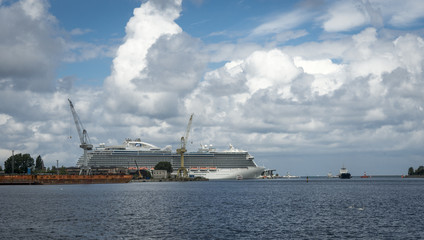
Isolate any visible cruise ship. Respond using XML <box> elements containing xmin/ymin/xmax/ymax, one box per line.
<box><xmin>77</xmin><ymin>138</ymin><xmax>265</xmax><ymax>180</ymax></box>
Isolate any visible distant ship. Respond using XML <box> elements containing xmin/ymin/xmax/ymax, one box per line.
<box><xmin>339</xmin><ymin>166</ymin><xmax>352</xmax><ymax>179</ymax></box>
<box><xmin>77</xmin><ymin>139</ymin><xmax>265</xmax><ymax>180</ymax></box>
<box><xmin>360</xmin><ymin>172</ymin><xmax>370</xmax><ymax>178</ymax></box>
<box><xmin>282</xmin><ymin>172</ymin><xmax>299</xmax><ymax>179</ymax></box>
<box><xmin>327</xmin><ymin>171</ymin><xmax>338</xmax><ymax>178</ymax></box>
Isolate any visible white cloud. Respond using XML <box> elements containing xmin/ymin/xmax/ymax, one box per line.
<box><xmin>251</xmin><ymin>10</ymin><xmax>311</xmax><ymax>36</ymax></box>
<box><xmin>244</xmin><ymin>49</ymin><xmax>301</xmax><ymax>94</ymax></box>
<box><xmin>0</xmin><ymin>0</ymin><xmax>63</xmax><ymax>92</ymax></box>
<box><xmin>19</xmin><ymin>0</ymin><xmax>49</xmax><ymax>20</ymax></box>
<box><xmin>321</xmin><ymin>0</ymin><xmax>424</xmax><ymax>32</ymax></box>
<box><xmin>321</xmin><ymin>1</ymin><xmax>369</xmax><ymax>32</ymax></box>
<box><xmin>0</xmin><ymin>113</ymin><xmax>11</xmax><ymax>125</ymax></box>
<box><xmin>394</xmin><ymin>34</ymin><xmax>424</xmax><ymax>76</ymax></box>
<box><xmin>104</xmin><ymin>0</ymin><xmax>194</xmax><ymax>118</ymax></box>
<box><xmin>378</xmin><ymin>0</ymin><xmax>424</xmax><ymax>27</ymax></box>
<box><xmin>294</xmin><ymin>57</ymin><xmax>343</xmax><ymax>75</ymax></box>
<box><xmin>274</xmin><ymin>30</ymin><xmax>308</xmax><ymax>43</ymax></box>
<box><xmin>106</xmin><ymin>0</ymin><xmax>182</xmax><ymax>90</ymax></box>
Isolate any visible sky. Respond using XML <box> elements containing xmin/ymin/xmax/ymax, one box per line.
<box><xmin>1</xmin><ymin>0</ymin><xmax>424</xmax><ymax>176</ymax></box>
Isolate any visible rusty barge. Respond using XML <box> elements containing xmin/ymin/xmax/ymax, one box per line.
<box><xmin>0</xmin><ymin>174</ymin><xmax>133</xmax><ymax>185</ymax></box>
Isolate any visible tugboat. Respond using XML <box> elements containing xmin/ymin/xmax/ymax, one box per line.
<box><xmin>339</xmin><ymin>166</ymin><xmax>352</xmax><ymax>179</ymax></box>
<box><xmin>360</xmin><ymin>172</ymin><xmax>370</xmax><ymax>178</ymax></box>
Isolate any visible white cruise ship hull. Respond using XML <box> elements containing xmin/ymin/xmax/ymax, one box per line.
<box><xmin>188</xmin><ymin>166</ymin><xmax>265</xmax><ymax>180</ymax></box>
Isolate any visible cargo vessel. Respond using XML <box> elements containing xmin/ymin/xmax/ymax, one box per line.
<box><xmin>77</xmin><ymin>139</ymin><xmax>265</xmax><ymax>180</ymax></box>
<box><xmin>339</xmin><ymin>166</ymin><xmax>352</xmax><ymax>179</ymax></box>
<box><xmin>0</xmin><ymin>174</ymin><xmax>133</xmax><ymax>185</ymax></box>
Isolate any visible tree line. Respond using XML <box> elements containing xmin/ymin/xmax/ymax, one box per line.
<box><xmin>2</xmin><ymin>155</ymin><xmax>174</xmax><ymax>176</ymax></box>
<box><xmin>408</xmin><ymin>166</ymin><xmax>424</xmax><ymax>176</ymax></box>
<box><xmin>3</xmin><ymin>153</ymin><xmax>65</xmax><ymax>174</ymax></box>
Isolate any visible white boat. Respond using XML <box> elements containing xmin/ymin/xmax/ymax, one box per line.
<box><xmin>282</xmin><ymin>172</ymin><xmax>299</xmax><ymax>178</ymax></box>
<box><xmin>78</xmin><ymin>140</ymin><xmax>265</xmax><ymax>180</ymax></box>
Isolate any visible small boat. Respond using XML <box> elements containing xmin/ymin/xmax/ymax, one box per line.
<box><xmin>282</xmin><ymin>172</ymin><xmax>299</xmax><ymax>179</ymax></box>
<box><xmin>360</xmin><ymin>172</ymin><xmax>370</xmax><ymax>178</ymax></box>
<box><xmin>236</xmin><ymin>175</ymin><xmax>243</xmax><ymax>180</ymax></box>
<box><xmin>327</xmin><ymin>171</ymin><xmax>338</xmax><ymax>178</ymax></box>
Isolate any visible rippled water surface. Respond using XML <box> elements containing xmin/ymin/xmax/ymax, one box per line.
<box><xmin>1</xmin><ymin>177</ymin><xmax>423</xmax><ymax>239</ymax></box>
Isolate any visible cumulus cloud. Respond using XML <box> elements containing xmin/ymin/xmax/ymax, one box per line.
<box><xmin>185</xmin><ymin>25</ymin><xmax>424</xmax><ymax>171</ymax></box>
<box><xmin>0</xmin><ymin>0</ymin><xmax>63</xmax><ymax>92</ymax></box>
<box><xmin>103</xmin><ymin>0</ymin><xmax>208</xmax><ymax>118</ymax></box>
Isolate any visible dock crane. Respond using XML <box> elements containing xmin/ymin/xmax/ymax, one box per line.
<box><xmin>176</xmin><ymin>113</ymin><xmax>193</xmax><ymax>178</ymax></box>
<box><xmin>68</xmin><ymin>99</ymin><xmax>93</xmax><ymax>175</ymax></box>
<box><xmin>134</xmin><ymin>160</ymin><xmax>142</xmax><ymax>179</ymax></box>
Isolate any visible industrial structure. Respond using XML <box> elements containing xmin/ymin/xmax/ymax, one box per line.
<box><xmin>68</xmin><ymin>99</ymin><xmax>93</xmax><ymax>175</ymax></box>
<box><xmin>176</xmin><ymin>113</ymin><xmax>193</xmax><ymax>178</ymax></box>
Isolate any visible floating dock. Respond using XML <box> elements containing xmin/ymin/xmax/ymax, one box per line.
<box><xmin>0</xmin><ymin>174</ymin><xmax>133</xmax><ymax>185</ymax></box>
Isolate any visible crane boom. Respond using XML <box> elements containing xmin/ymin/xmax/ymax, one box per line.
<box><xmin>68</xmin><ymin>99</ymin><xmax>84</xmax><ymax>144</ymax></box>
<box><xmin>68</xmin><ymin>98</ymin><xmax>93</xmax><ymax>175</ymax></box>
<box><xmin>68</xmin><ymin>99</ymin><xmax>92</xmax><ymax>150</ymax></box>
<box><xmin>182</xmin><ymin>113</ymin><xmax>193</xmax><ymax>149</ymax></box>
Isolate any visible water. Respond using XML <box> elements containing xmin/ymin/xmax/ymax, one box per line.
<box><xmin>1</xmin><ymin>177</ymin><xmax>423</xmax><ymax>239</ymax></box>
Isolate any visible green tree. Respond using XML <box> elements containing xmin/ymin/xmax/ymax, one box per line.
<box><xmin>4</xmin><ymin>153</ymin><xmax>34</xmax><ymax>174</ymax></box>
<box><xmin>140</xmin><ymin>169</ymin><xmax>151</xmax><ymax>179</ymax></box>
<box><xmin>35</xmin><ymin>155</ymin><xmax>45</xmax><ymax>171</ymax></box>
<box><xmin>59</xmin><ymin>166</ymin><xmax>67</xmax><ymax>175</ymax></box>
<box><xmin>154</xmin><ymin>161</ymin><xmax>173</xmax><ymax>173</ymax></box>
<box><xmin>408</xmin><ymin>167</ymin><xmax>414</xmax><ymax>175</ymax></box>
<box><xmin>415</xmin><ymin>166</ymin><xmax>424</xmax><ymax>175</ymax></box>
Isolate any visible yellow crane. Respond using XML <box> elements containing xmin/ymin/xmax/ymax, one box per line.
<box><xmin>176</xmin><ymin>114</ymin><xmax>193</xmax><ymax>178</ymax></box>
